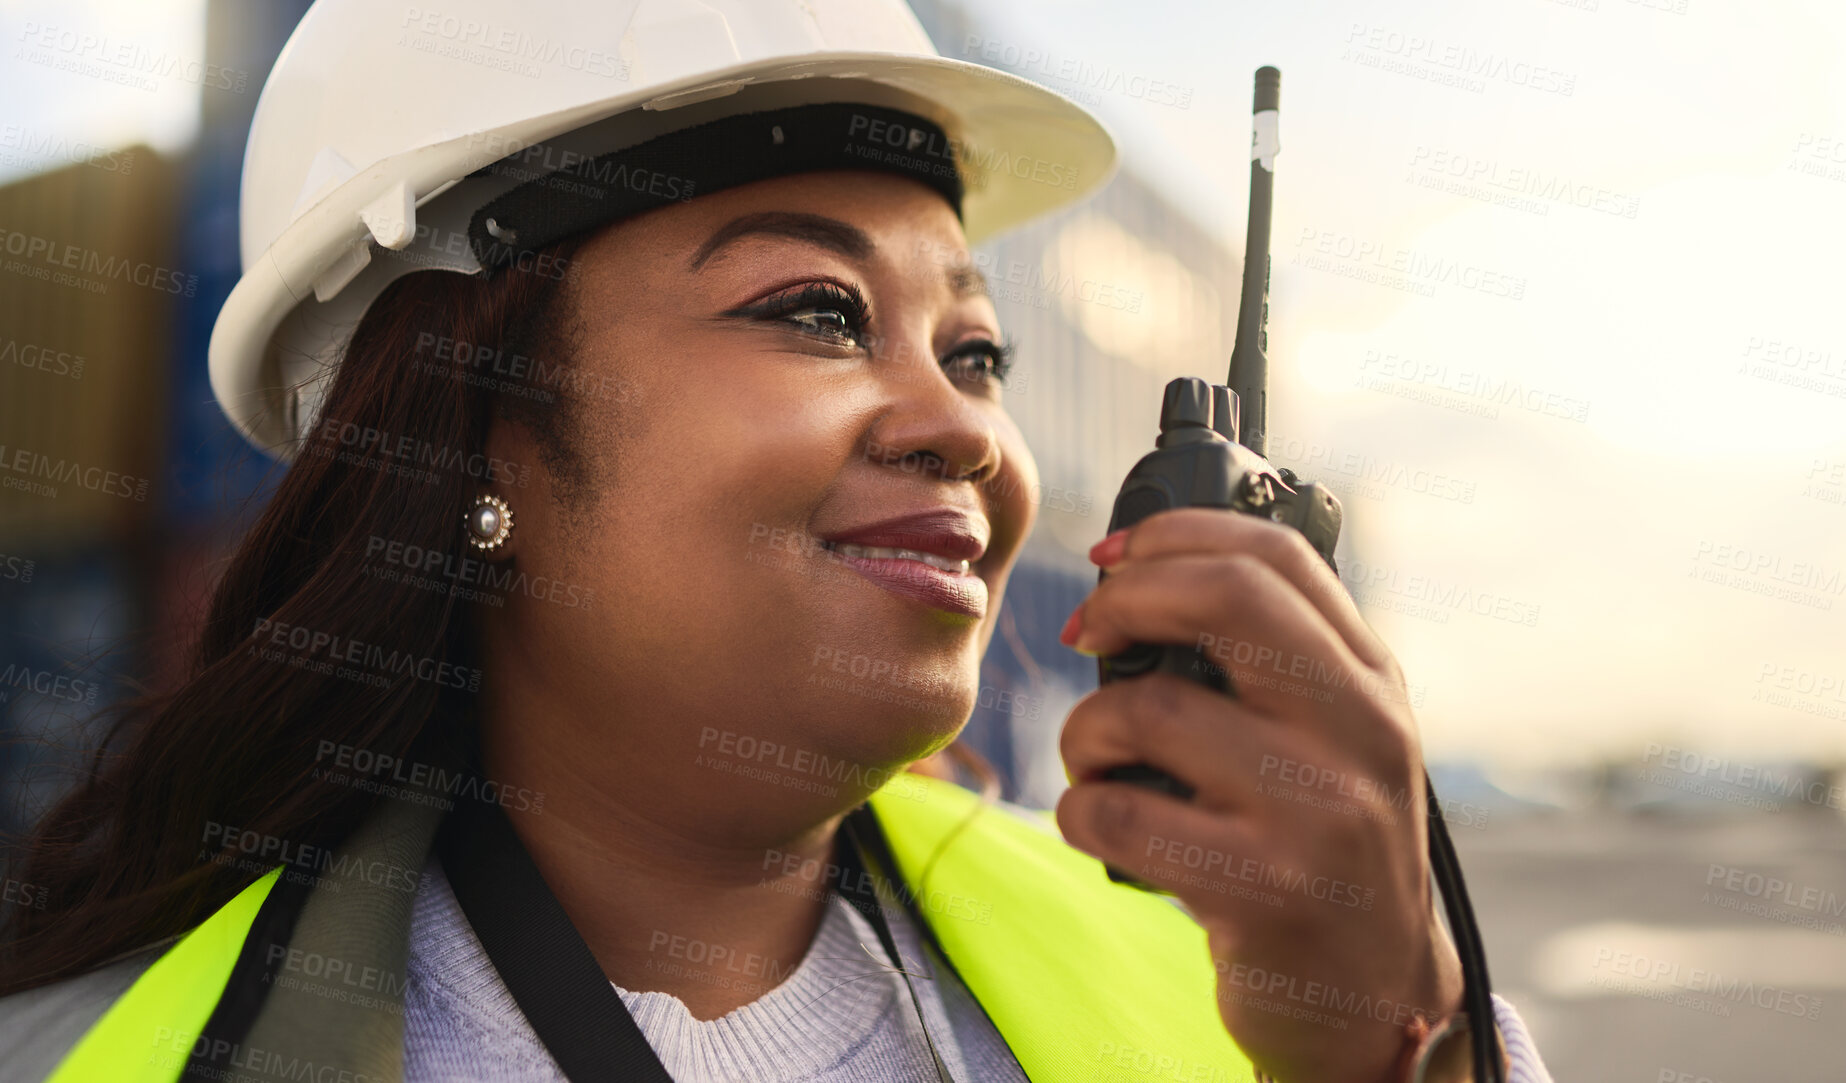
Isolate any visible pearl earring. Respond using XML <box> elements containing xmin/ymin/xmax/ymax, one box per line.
<box><xmin>466</xmin><ymin>494</ymin><xmax>513</xmax><ymax>551</ymax></box>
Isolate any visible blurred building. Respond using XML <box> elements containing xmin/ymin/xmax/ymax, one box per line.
<box><xmin>0</xmin><ymin>148</ymin><xmax>180</xmax><ymax>846</ymax></box>
<box><xmin>0</xmin><ymin>0</ymin><xmax>312</xmax><ymax>861</ymax></box>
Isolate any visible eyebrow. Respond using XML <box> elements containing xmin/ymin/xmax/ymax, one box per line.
<box><xmin>688</xmin><ymin>210</ymin><xmax>991</xmax><ymax>300</ymax></box>
<box><xmin>688</xmin><ymin>212</ymin><xmax>870</xmax><ymax>270</ymax></box>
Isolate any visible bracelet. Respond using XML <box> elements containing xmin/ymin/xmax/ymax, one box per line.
<box><xmin>1249</xmin><ymin>1009</ymin><xmax>1502</xmax><ymax>1083</ymax></box>
<box><xmin>1408</xmin><ymin>1010</ymin><xmax>1509</xmax><ymax>1083</ymax></box>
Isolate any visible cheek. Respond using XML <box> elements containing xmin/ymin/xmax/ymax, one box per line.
<box><xmin>707</xmin><ymin>381</ymin><xmax>874</xmax><ymax>534</ymax></box>
<box><xmin>564</xmin><ymin>378</ymin><xmax>866</xmax><ymax>598</ymax></box>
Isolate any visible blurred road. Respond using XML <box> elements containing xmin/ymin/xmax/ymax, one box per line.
<box><xmin>1452</xmin><ymin>807</ymin><xmax>1846</xmax><ymax>1082</ymax></box>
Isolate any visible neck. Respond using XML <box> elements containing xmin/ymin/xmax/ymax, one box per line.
<box><xmin>476</xmin><ymin>694</ymin><xmax>884</xmax><ymax>1021</ymax></box>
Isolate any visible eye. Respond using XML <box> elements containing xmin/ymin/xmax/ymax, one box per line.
<box><xmin>787</xmin><ymin>307</ymin><xmax>854</xmax><ymax>337</ymax></box>
<box><xmin>943</xmin><ymin>336</ymin><xmax>1017</xmax><ymax>386</ymax></box>
<box><xmin>738</xmin><ymin>281</ymin><xmax>870</xmax><ymax>347</ymax></box>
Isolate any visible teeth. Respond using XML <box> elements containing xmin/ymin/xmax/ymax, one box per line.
<box><xmin>828</xmin><ymin>543</ymin><xmax>971</xmax><ymax>575</ymax></box>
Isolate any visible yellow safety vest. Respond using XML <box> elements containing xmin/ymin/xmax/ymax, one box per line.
<box><xmin>45</xmin><ymin>773</ymin><xmax>1257</xmax><ymax>1082</ymax></box>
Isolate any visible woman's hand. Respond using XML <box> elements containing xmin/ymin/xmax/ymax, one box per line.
<box><xmin>1054</xmin><ymin>507</ymin><xmax>1464</xmax><ymax>1083</ymax></box>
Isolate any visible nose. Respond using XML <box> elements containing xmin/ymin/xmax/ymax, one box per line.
<box><xmin>861</xmin><ymin>330</ymin><xmax>1003</xmax><ymax>487</ymax></box>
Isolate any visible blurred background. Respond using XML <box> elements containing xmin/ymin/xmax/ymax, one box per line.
<box><xmin>3</xmin><ymin>0</ymin><xmax>1844</xmax><ymax>1077</ymax></box>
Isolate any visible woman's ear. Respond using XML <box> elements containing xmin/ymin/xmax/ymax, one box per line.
<box><xmin>475</xmin><ymin>405</ymin><xmax>550</xmax><ymax>557</ymax></box>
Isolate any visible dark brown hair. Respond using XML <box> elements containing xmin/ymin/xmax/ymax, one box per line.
<box><xmin>0</xmin><ymin>240</ymin><xmax>589</xmax><ymax>994</ymax></box>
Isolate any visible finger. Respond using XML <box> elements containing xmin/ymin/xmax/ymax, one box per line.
<box><xmin>1108</xmin><ymin>507</ymin><xmax>1394</xmax><ymax>674</ymax></box>
<box><xmin>1060</xmin><ymin>671</ymin><xmax>1279</xmax><ymax>812</ymax></box>
<box><xmin>1055</xmin><ymin>779</ymin><xmax>1272</xmax><ymax>917</ymax></box>
<box><xmin>1061</xmin><ymin>673</ymin><xmax>1421</xmax><ymax>842</ymax></box>
<box><xmin>1076</xmin><ymin>552</ymin><xmax>1378</xmax><ymax>723</ymax></box>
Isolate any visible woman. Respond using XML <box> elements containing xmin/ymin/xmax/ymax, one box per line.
<box><xmin>0</xmin><ymin>2</ymin><xmax>1554</xmax><ymax>1080</ymax></box>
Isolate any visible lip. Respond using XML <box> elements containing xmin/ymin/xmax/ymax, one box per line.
<box><xmin>819</xmin><ymin>509</ymin><xmax>990</xmax><ymax>618</ymax></box>
<box><xmin>819</xmin><ymin>510</ymin><xmax>989</xmax><ymax>563</ymax></box>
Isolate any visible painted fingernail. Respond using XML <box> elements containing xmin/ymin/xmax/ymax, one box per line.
<box><xmin>1088</xmin><ymin>528</ymin><xmax>1129</xmax><ymax>568</ymax></box>
<box><xmin>1058</xmin><ymin>605</ymin><xmax>1083</xmax><ymax>646</ymax></box>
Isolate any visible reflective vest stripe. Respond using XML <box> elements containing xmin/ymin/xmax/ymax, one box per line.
<box><xmin>868</xmin><ymin>774</ymin><xmax>1256</xmax><ymax>1082</ymax></box>
<box><xmin>49</xmin><ymin>867</ymin><xmax>283</xmax><ymax>1083</ymax></box>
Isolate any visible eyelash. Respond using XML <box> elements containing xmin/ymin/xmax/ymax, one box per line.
<box><xmin>746</xmin><ymin>281</ymin><xmax>1017</xmax><ymax>386</ymax></box>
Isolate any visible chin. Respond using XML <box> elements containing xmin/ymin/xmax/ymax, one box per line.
<box><xmin>810</xmin><ymin>689</ymin><xmax>974</xmax><ymax>769</ymax></box>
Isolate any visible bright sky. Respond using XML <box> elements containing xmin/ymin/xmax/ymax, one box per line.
<box><xmin>0</xmin><ymin>0</ymin><xmax>209</xmax><ymax>184</ymax></box>
<box><xmin>966</xmin><ymin>0</ymin><xmax>1846</xmax><ymax>770</ymax></box>
<box><xmin>3</xmin><ymin>0</ymin><xmax>1841</xmax><ymax>772</ymax></box>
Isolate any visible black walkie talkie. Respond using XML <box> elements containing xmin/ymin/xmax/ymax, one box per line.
<box><xmin>1094</xmin><ymin>67</ymin><xmax>1342</xmax><ymax>810</ymax></box>
<box><xmin>1089</xmin><ymin>68</ymin><xmax>1506</xmax><ymax>1083</ymax></box>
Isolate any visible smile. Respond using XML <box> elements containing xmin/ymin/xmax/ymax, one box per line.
<box><xmin>820</xmin><ymin>542</ymin><xmax>986</xmax><ymax>617</ymax></box>
<box><xmin>824</xmin><ymin>541</ymin><xmax>972</xmax><ymax>575</ymax></box>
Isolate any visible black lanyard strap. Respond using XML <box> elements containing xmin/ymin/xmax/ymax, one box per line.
<box><xmin>835</xmin><ymin>809</ymin><xmax>956</xmax><ymax>1083</ymax></box>
<box><xmin>436</xmin><ymin>796</ymin><xmax>957</xmax><ymax>1083</ymax></box>
<box><xmin>437</xmin><ymin>795</ymin><xmax>674</xmax><ymax>1082</ymax></box>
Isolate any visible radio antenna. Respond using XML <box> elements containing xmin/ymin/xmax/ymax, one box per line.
<box><xmin>1227</xmin><ymin>65</ymin><xmax>1279</xmax><ymax>458</ymax></box>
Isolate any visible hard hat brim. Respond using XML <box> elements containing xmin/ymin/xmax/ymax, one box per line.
<box><xmin>211</xmin><ymin>51</ymin><xmax>1119</xmax><ymax>460</ymax></box>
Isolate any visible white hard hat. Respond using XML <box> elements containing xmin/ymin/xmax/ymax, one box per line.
<box><xmin>210</xmin><ymin>0</ymin><xmax>1118</xmax><ymax>460</ymax></box>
